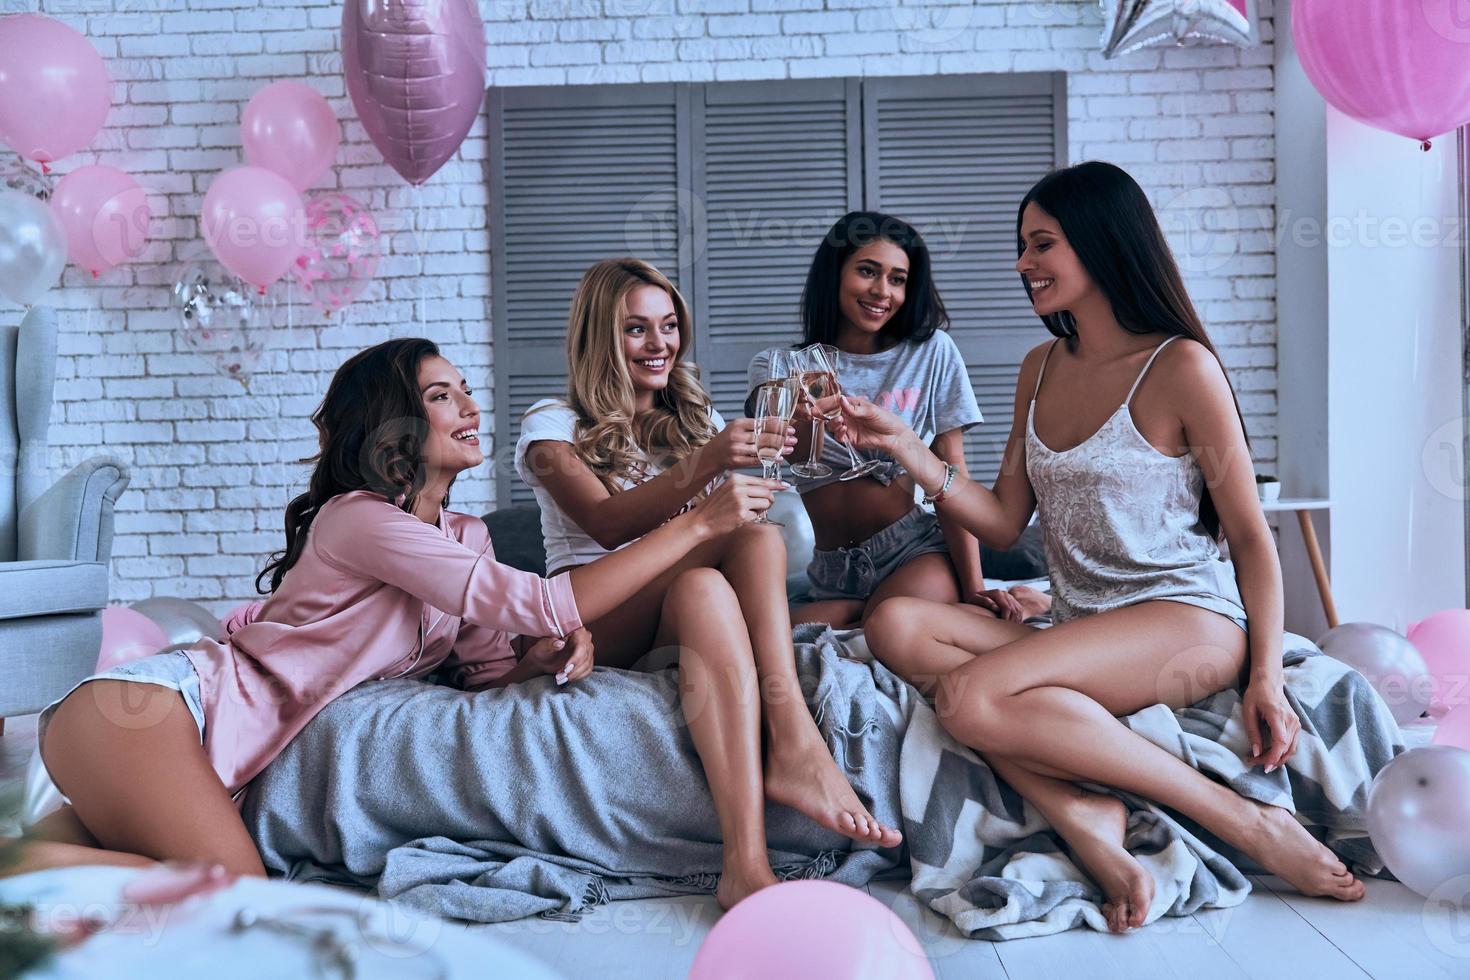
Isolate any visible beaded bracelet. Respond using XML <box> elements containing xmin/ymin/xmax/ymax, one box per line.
<box><xmin>921</xmin><ymin>462</ymin><xmax>958</xmax><ymax>505</ymax></box>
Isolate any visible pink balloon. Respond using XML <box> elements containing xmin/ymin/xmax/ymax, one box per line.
<box><xmin>242</xmin><ymin>81</ymin><xmax>340</xmax><ymax>193</ymax></box>
<box><xmin>1293</xmin><ymin>0</ymin><xmax>1470</xmax><ymax>148</ymax></box>
<box><xmin>342</xmin><ymin>0</ymin><xmax>487</xmax><ymax>186</ymax></box>
<box><xmin>0</xmin><ymin>14</ymin><xmax>111</xmax><ymax>167</ymax></box>
<box><xmin>1433</xmin><ymin>705</ymin><xmax>1470</xmax><ymax>753</ymax></box>
<box><xmin>97</xmin><ymin>606</ymin><xmax>169</xmax><ymax>672</ymax></box>
<box><xmin>1409</xmin><ymin>610</ymin><xmax>1470</xmax><ymax>715</ymax></box>
<box><xmin>50</xmin><ymin>165</ymin><xmax>151</xmax><ymax>277</ymax></box>
<box><xmin>202</xmin><ymin>166</ymin><xmax>305</xmax><ymax>291</ymax></box>
<box><xmin>688</xmin><ymin>881</ymin><xmax>933</xmax><ymax>980</ymax></box>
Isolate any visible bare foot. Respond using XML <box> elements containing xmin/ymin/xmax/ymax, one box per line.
<box><xmin>1227</xmin><ymin>799</ymin><xmax>1365</xmax><ymax>901</ymax></box>
<box><xmin>764</xmin><ymin>737</ymin><xmax>903</xmax><ymax>849</ymax></box>
<box><xmin>715</xmin><ymin>864</ymin><xmax>779</xmax><ymax>911</ymax></box>
<box><xmin>1050</xmin><ymin>791</ymin><xmax>1154</xmax><ymax>933</ymax></box>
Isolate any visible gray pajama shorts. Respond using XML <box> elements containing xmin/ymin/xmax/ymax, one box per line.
<box><xmin>806</xmin><ymin>506</ymin><xmax>951</xmax><ymax>602</ymax></box>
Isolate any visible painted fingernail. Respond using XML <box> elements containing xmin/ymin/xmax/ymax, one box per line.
<box><xmin>1265</xmin><ymin>764</ymin><xmax>1277</xmax><ymax>773</ymax></box>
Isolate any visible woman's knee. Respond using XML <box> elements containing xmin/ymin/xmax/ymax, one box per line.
<box><xmin>933</xmin><ymin>671</ymin><xmax>1008</xmax><ymax>753</ymax></box>
<box><xmin>665</xmin><ymin>566</ymin><xmax>738</xmax><ymax>613</ymax></box>
<box><xmin>864</xmin><ymin>597</ymin><xmax>930</xmax><ymax>657</ymax></box>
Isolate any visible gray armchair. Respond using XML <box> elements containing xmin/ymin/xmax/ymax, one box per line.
<box><xmin>0</xmin><ymin>305</ymin><xmax>129</xmax><ymax>725</ymax></box>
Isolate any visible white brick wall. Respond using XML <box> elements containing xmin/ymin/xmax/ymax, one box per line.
<box><xmin>30</xmin><ymin>0</ymin><xmax>1276</xmax><ymax>612</ymax></box>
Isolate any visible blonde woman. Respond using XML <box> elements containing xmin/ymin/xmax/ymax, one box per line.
<box><xmin>515</xmin><ymin>259</ymin><xmax>902</xmax><ymax>897</ymax></box>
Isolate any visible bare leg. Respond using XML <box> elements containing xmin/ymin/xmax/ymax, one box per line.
<box><xmin>860</xmin><ymin>551</ymin><xmax>961</xmax><ymax>625</ymax></box>
<box><xmin>790</xmin><ymin>599</ymin><xmax>864</xmax><ymax>629</ymax></box>
<box><xmin>718</xmin><ymin>526</ymin><xmax>900</xmax><ymax>848</ymax></box>
<box><xmin>929</xmin><ymin>601</ymin><xmax>1363</xmax><ymax>902</ymax></box>
<box><xmin>582</xmin><ymin>525</ymin><xmax>899</xmax><ymax>847</ymax></box>
<box><xmin>867</xmin><ymin>597</ymin><xmax>1150</xmax><ymax>930</ymax></box>
<box><xmin>864</xmin><ymin>596</ymin><xmax>1031</xmax><ymax>697</ymax></box>
<box><xmin>39</xmin><ymin>682</ymin><xmax>266</xmax><ymax>877</ymax></box>
<box><xmin>657</xmin><ymin>568</ymin><xmax>778</xmax><ymax>909</ymax></box>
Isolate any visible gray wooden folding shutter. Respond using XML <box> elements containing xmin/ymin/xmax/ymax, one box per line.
<box><xmin>863</xmin><ymin>73</ymin><xmax>1067</xmax><ymax>483</ymax></box>
<box><xmin>488</xmin><ymin>84</ymin><xmax>689</xmax><ymax>506</ymax></box>
<box><xmin>690</xmin><ymin>78</ymin><xmax>862</xmax><ymax>422</ymax></box>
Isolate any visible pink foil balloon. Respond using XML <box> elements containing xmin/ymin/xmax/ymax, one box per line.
<box><xmin>342</xmin><ymin>0</ymin><xmax>487</xmax><ymax>186</ymax></box>
<box><xmin>242</xmin><ymin>81</ymin><xmax>340</xmax><ymax>193</ymax></box>
<box><xmin>688</xmin><ymin>881</ymin><xmax>934</xmax><ymax>980</ymax></box>
<box><xmin>0</xmin><ymin>14</ymin><xmax>111</xmax><ymax>168</ymax></box>
<box><xmin>202</xmin><ymin>166</ymin><xmax>306</xmax><ymax>291</ymax></box>
<box><xmin>50</xmin><ymin>165</ymin><xmax>151</xmax><ymax>277</ymax></box>
<box><xmin>97</xmin><ymin>606</ymin><xmax>169</xmax><ymax>672</ymax></box>
<box><xmin>1293</xmin><ymin>0</ymin><xmax>1470</xmax><ymax>148</ymax></box>
<box><xmin>292</xmin><ymin>192</ymin><xmax>380</xmax><ymax>317</ymax></box>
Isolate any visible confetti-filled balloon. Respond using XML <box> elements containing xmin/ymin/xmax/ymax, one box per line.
<box><xmin>291</xmin><ymin>192</ymin><xmax>380</xmax><ymax>317</ymax></box>
<box><xmin>1</xmin><ymin>154</ymin><xmax>52</xmax><ymax>202</ymax></box>
<box><xmin>174</xmin><ymin>258</ymin><xmax>270</xmax><ymax>389</ymax></box>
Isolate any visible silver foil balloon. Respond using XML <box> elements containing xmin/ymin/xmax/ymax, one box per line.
<box><xmin>1366</xmin><ymin>746</ymin><xmax>1470</xmax><ymax>898</ymax></box>
<box><xmin>130</xmin><ymin>596</ymin><xmax>226</xmax><ymax>647</ymax></box>
<box><xmin>1318</xmin><ymin>623</ymin><xmax>1433</xmax><ymax>725</ymax></box>
<box><xmin>1</xmin><ymin>153</ymin><xmax>53</xmax><ymax>202</ymax></box>
<box><xmin>342</xmin><ymin>0</ymin><xmax>487</xmax><ymax>186</ymax></box>
<box><xmin>1099</xmin><ymin>0</ymin><xmax>1259</xmax><ymax>59</ymax></box>
<box><xmin>0</xmin><ymin>188</ymin><xmax>67</xmax><ymax>305</ymax></box>
<box><xmin>174</xmin><ymin>257</ymin><xmax>269</xmax><ymax>389</ymax></box>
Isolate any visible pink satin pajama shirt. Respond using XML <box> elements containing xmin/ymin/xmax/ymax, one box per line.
<box><xmin>181</xmin><ymin>490</ymin><xmax>582</xmax><ymax>796</ymax></box>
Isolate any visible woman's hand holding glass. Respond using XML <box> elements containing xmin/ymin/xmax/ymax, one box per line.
<box><xmin>693</xmin><ymin>473</ymin><xmax>784</xmax><ymax>535</ymax></box>
<box><xmin>815</xmin><ymin>392</ymin><xmax>909</xmax><ymax>457</ymax></box>
<box><xmin>700</xmin><ymin>418</ymin><xmax>794</xmax><ymax>475</ymax></box>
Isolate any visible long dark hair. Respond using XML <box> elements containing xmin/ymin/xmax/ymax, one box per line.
<box><xmin>256</xmin><ymin>337</ymin><xmax>448</xmax><ymax>593</ymax></box>
<box><xmin>1017</xmin><ymin>161</ymin><xmax>1246</xmax><ymax>540</ymax></box>
<box><xmin>799</xmin><ymin>211</ymin><xmax>948</xmax><ymax>348</ymax></box>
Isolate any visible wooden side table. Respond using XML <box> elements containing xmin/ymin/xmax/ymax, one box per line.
<box><xmin>1261</xmin><ymin>498</ymin><xmax>1337</xmax><ymax>628</ymax></box>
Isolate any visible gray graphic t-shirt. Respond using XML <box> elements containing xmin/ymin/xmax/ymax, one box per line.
<box><xmin>747</xmin><ymin>331</ymin><xmax>983</xmax><ymax>493</ymax></box>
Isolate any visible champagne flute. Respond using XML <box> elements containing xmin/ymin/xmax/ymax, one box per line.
<box><xmin>805</xmin><ymin>344</ymin><xmax>884</xmax><ymax>481</ymax></box>
<box><xmin>750</xmin><ymin>379</ymin><xmax>796</xmax><ymax>526</ymax></box>
<box><xmin>789</xmin><ymin>346</ymin><xmax>833</xmax><ymax>479</ymax></box>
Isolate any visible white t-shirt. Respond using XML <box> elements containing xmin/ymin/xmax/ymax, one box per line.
<box><xmin>514</xmin><ymin>399</ymin><xmax>728</xmax><ymax>574</ymax></box>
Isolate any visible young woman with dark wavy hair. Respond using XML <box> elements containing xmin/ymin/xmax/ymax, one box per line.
<box><xmin>23</xmin><ymin>338</ymin><xmax>791</xmax><ymax>907</ymax></box>
<box><xmin>825</xmin><ymin>162</ymin><xmax>1364</xmax><ymax>931</ymax></box>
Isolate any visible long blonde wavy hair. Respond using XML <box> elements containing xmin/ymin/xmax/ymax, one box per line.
<box><xmin>560</xmin><ymin>258</ymin><xmax>717</xmax><ymax>494</ymax></box>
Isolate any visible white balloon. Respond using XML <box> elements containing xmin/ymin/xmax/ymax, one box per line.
<box><xmin>130</xmin><ymin>596</ymin><xmax>226</xmax><ymax>647</ymax></box>
<box><xmin>1366</xmin><ymin>746</ymin><xmax>1470</xmax><ymax>897</ymax></box>
<box><xmin>0</xmin><ymin>188</ymin><xmax>66</xmax><ymax>305</ymax></box>
<box><xmin>1317</xmin><ymin>622</ymin><xmax>1432</xmax><ymax>725</ymax></box>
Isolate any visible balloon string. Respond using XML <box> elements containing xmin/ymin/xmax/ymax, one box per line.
<box><xmin>1402</xmin><ymin>154</ymin><xmax>1429</xmax><ymax>632</ymax></box>
<box><xmin>415</xmin><ymin>187</ymin><xmax>427</xmax><ymax>333</ymax></box>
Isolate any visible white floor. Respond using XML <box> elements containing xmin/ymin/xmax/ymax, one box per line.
<box><xmin>4</xmin><ymin>715</ymin><xmax>1467</xmax><ymax>980</ymax></box>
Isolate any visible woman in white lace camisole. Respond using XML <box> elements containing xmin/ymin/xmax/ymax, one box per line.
<box><xmin>823</xmin><ymin>162</ymin><xmax>1365</xmax><ymax>932</ymax></box>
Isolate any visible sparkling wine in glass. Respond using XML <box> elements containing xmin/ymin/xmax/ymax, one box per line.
<box><xmin>750</xmin><ymin>381</ymin><xmax>795</xmax><ymax>526</ymax></box>
<box><xmin>789</xmin><ymin>346</ymin><xmax>833</xmax><ymax>479</ymax></box>
<box><xmin>806</xmin><ymin>344</ymin><xmax>884</xmax><ymax>481</ymax></box>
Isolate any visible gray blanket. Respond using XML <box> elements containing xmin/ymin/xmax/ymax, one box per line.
<box><xmin>243</xmin><ymin>625</ymin><xmax>912</xmax><ymax>922</ymax></box>
<box><xmin>900</xmin><ymin>632</ymin><xmax>1406</xmax><ymax>939</ymax></box>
